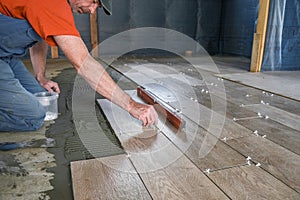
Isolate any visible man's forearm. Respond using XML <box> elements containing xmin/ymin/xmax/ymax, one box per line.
<box><xmin>29</xmin><ymin>40</ymin><xmax>48</xmax><ymax>81</ymax></box>
<box><xmin>78</xmin><ymin>54</ymin><xmax>133</xmax><ymax>111</ymax></box>
<box><xmin>53</xmin><ymin>35</ymin><xmax>132</xmax><ymax>110</ymax></box>
<box><xmin>54</xmin><ymin>35</ymin><xmax>158</xmax><ymax>126</ymax></box>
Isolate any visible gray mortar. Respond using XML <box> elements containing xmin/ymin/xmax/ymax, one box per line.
<box><xmin>45</xmin><ymin>65</ymin><xmax>126</xmax><ymax>199</ymax></box>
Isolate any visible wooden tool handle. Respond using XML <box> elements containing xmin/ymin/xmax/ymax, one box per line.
<box><xmin>137</xmin><ymin>86</ymin><xmax>183</xmax><ymax>129</ymax></box>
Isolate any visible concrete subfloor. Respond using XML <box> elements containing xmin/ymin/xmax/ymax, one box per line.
<box><xmin>0</xmin><ymin>55</ymin><xmax>299</xmax><ymax>199</ymax></box>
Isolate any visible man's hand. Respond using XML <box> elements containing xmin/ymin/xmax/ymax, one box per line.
<box><xmin>128</xmin><ymin>98</ymin><xmax>158</xmax><ymax>127</ymax></box>
<box><xmin>29</xmin><ymin>40</ymin><xmax>60</xmax><ymax>93</ymax></box>
<box><xmin>37</xmin><ymin>76</ymin><xmax>60</xmax><ymax>94</ymax></box>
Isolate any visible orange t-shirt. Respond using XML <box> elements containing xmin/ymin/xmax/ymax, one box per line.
<box><xmin>0</xmin><ymin>0</ymin><xmax>80</xmax><ymax>46</ymax></box>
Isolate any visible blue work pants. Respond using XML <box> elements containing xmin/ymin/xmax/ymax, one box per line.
<box><xmin>0</xmin><ymin>13</ymin><xmax>46</xmax><ymax>131</ymax></box>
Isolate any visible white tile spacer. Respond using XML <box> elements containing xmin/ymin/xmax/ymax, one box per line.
<box><xmin>257</xmin><ymin>112</ymin><xmax>261</xmax><ymax>116</ymax></box>
<box><xmin>245</xmin><ymin>94</ymin><xmax>251</xmax><ymax>97</ymax></box>
<box><xmin>264</xmin><ymin>115</ymin><xmax>269</xmax><ymax>119</ymax></box>
<box><xmin>256</xmin><ymin>163</ymin><xmax>261</xmax><ymax>167</ymax></box>
<box><xmin>126</xmin><ymin>154</ymin><xmax>131</xmax><ymax>158</ymax></box>
<box><xmin>261</xmin><ymin>101</ymin><xmax>270</xmax><ymax>105</ymax></box>
<box><xmin>233</xmin><ymin>117</ymin><xmax>237</xmax><ymax>121</ymax></box>
<box><xmin>253</xmin><ymin>130</ymin><xmax>259</xmax><ymax>136</ymax></box>
<box><xmin>246</xmin><ymin>156</ymin><xmax>252</xmax><ymax>161</ymax></box>
<box><xmin>221</xmin><ymin>137</ymin><xmax>227</xmax><ymax>142</ymax></box>
<box><xmin>205</xmin><ymin>90</ymin><xmax>209</xmax><ymax>94</ymax></box>
<box><xmin>247</xmin><ymin>160</ymin><xmax>251</xmax><ymax>166</ymax></box>
<box><xmin>262</xmin><ymin>135</ymin><xmax>267</xmax><ymax>139</ymax></box>
<box><xmin>204</xmin><ymin>168</ymin><xmax>211</xmax><ymax>174</ymax></box>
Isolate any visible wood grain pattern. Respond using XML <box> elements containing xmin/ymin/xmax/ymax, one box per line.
<box><xmin>103</xmin><ymin>60</ymin><xmax>300</xmax><ymax>198</ymax></box>
<box><xmin>220</xmin><ymin>79</ymin><xmax>300</xmax><ymax>115</ymax></box>
<box><xmin>71</xmin><ymin>155</ymin><xmax>152</xmax><ymax>200</ymax></box>
<box><xmin>209</xmin><ymin>165</ymin><xmax>300</xmax><ymax>200</ymax></box>
<box><xmin>119</xmin><ymin>71</ymin><xmax>251</xmax><ymax>140</ymax></box>
<box><xmin>219</xmin><ymin>72</ymin><xmax>300</xmax><ymax>101</ymax></box>
<box><xmin>250</xmin><ymin>33</ymin><xmax>261</xmax><ymax>72</ymax></box>
<box><xmin>112</xmin><ymin>60</ymin><xmax>300</xmax><ymax>154</ymax></box>
<box><xmin>155</xmin><ymin>114</ymin><xmax>247</xmax><ymax>171</ymax></box>
<box><xmin>192</xmin><ymin>79</ymin><xmax>300</xmax><ymax>156</ymax></box>
<box><xmin>98</xmin><ymin>98</ymin><xmax>229</xmax><ymax>199</ymax></box>
<box><xmin>250</xmin><ymin>0</ymin><xmax>270</xmax><ymax>72</ymax></box>
<box><xmin>148</xmin><ymin>73</ymin><xmax>255</xmax><ymax>140</ymax></box>
<box><xmin>128</xmin><ymin>90</ymin><xmax>246</xmax><ymax>171</ymax></box>
<box><xmin>227</xmin><ymin>135</ymin><xmax>300</xmax><ymax>193</ymax></box>
<box><xmin>138</xmin><ymin>155</ymin><xmax>229</xmax><ymax>200</ymax></box>
<box><xmin>211</xmin><ymin>94</ymin><xmax>300</xmax><ymax>156</ymax></box>
<box><xmin>209</xmin><ymin>86</ymin><xmax>300</xmax><ymax>155</ymax></box>
<box><xmin>184</xmin><ymin>128</ymin><xmax>246</xmax><ymax>171</ymax></box>
<box><xmin>90</xmin><ymin>12</ymin><xmax>98</xmax><ymax>57</ymax></box>
<box><xmin>50</xmin><ymin>46</ymin><xmax>59</xmax><ymax>59</ymax></box>
<box><xmin>243</xmin><ymin>104</ymin><xmax>300</xmax><ymax>131</ymax></box>
<box><xmin>190</xmin><ymin>87</ymin><xmax>300</xmax><ymax>163</ymax></box>
<box><xmin>237</xmin><ymin>118</ymin><xmax>300</xmax><ymax>155</ymax></box>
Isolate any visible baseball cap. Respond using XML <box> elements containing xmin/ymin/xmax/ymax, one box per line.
<box><xmin>100</xmin><ymin>0</ymin><xmax>112</xmax><ymax>15</ymax></box>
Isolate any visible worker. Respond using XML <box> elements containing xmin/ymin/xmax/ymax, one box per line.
<box><xmin>0</xmin><ymin>0</ymin><xmax>158</xmax><ymax>131</ymax></box>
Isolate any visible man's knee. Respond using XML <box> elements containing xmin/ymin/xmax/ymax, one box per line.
<box><xmin>0</xmin><ymin>101</ymin><xmax>46</xmax><ymax>132</ymax></box>
<box><xmin>25</xmin><ymin>106</ymin><xmax>46</xmax><ymax>131</ymax></box>
<box><xmin>23</xmin><ymin>102</ymin><xmax>46</xmax><ymax>131</ymax></box>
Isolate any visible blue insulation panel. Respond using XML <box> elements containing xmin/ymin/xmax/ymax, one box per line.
<box><xmin>220</xmin><ymin>0</ymin><xmax>259</xmax><ymax>57</ymax></box>
<box><xmin>262</xmin><ymin>0</ymin><xmax>300</xmax><ymax>71</ymax></box>
<box><xmin>196</xmin><ymin>0</ymin><xmax>222</xmax><ymax>55</ymax></box>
